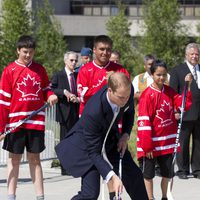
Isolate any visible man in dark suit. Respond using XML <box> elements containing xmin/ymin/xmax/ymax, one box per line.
<box><xmin>52</xmin><ymin>51</ymin><xmax>79</xmax><ymax>175</ymax></box>
<box><xmin>55</xmin><ymin>72</ymin><xmax>148</xmax><ymax>200</ymax></box>
<box><xmin>170</xmin><ymin>43</ymin><xmax>200</xmax><ymax>179</ymax></box>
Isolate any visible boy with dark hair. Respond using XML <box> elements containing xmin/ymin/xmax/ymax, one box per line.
<box><xmin>0</xmin><ymin>35</ymin><xmax>58</xmax><ymax>200</ymax></box>
<box><xmin>77</xmin><ymin>35</ymin><xmax>129</xmax><ymax>116</ymax></box>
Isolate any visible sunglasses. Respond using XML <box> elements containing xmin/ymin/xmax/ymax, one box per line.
<box><xmin>70</xmin><ymin>59</ymin><xmax>78</xmax><ymax>63</ymax></box>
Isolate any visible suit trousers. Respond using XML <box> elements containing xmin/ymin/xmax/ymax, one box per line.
<box><xmin>71</xmin><ymin>150</ymin><xmax>148</xmax><ymax>200</ymax></box>
<box><xmin>109</xmin><ymin>150</ymin><xmax>148</xmax><ymax>200</ymax></box>
<box><xmin>60</xmin><ymin>112</ymin><xmax>78</xmax><ymax>174</ymax></box>
<box><xmin>71</xmin><ymin>166</ymin><xmax>100</xmax><ymax>200</ymax></box>
<box><xmin>176</xmin><ymin>120</ymin><xmax>200</xmax><ymax>176</ymax></box>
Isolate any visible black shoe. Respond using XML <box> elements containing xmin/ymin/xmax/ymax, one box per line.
<box><xmin>178</xmin><ymin>174</ymin><xmax>188</xmax><ymax>179</ymax></box>
<box><xmin>161</xmin><ymin>198</ymin><xmax>168</xmax><ymax>200</ymax></box>
<box><xmin>61</xmin><ymin>170</ymin><xmax>70</xmax><ymax>176</ymax></box>
<box><xmin>193</xmin><ymin>174</ymin><xmax>200</xmax><ymax>179</ymax></box>
<box><xmin>175</xmin><ymin>171</ymin><xmax>189</xmax><ymax>179</ymax></box>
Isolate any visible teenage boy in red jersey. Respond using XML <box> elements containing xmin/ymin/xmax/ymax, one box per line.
<box><xmin>0</xmin><ymin>35</ymin><xmax>58</xmax><ymax>200</ymax></box>
<box><xmin>77</xmin><ymin>35</ymin><xmax>129</xmax><ymax>116</ymax></box>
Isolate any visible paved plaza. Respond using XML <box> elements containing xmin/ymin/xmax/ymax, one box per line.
<box><xmin>0</xmin><ymin>160</ymin><xmax>199</xmax><ymax>200</ymax></box>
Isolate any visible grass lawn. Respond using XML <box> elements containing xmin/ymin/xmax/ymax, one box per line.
<box><xmin>128</xmin><ymin>120</ymin><xmax>138</xmax><ymax>164</ymax></box>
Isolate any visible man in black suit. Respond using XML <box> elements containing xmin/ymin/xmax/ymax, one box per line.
<box><xmin>55</xmin><ymin>72</ymin><xmax>148</xmax><ymax>200</ymax></box>
<box><xmin>170</xmin><ymin>43</ymin><xmax>200</xmax><ymax>179</ymax></box>
<box><xmin>52</xmin><ymin>51</ymin><xmax>79</xmax><ymax>175</ymax></box>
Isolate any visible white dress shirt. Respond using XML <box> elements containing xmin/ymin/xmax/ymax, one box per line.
<box><xmin>186</xmin><ymin>60</ymin><xmax>200</xmax><ymax>89</ymax></box>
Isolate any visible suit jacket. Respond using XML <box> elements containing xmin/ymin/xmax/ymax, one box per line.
<box><xmin>170</xmin><ymin>62</ymin><xmax>200</xmax><ymax>121</ymax></box>
<box><xmin>51</xmin><ymin>68</ymin><xmax>79</xmax><ymax>123</ymax></box>
<box><xmin>55</xmin><ymin>85</ymin><xmax>135</xmax><ymax>179</ymax></box>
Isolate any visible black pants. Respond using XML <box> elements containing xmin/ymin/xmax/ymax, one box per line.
<box><xmin>60</xmin><ymin>118</ymin><xmax>77</xmax><ymax>174</ymax></box>
<box><xmin>72</xmin><ymin>150</ymin><xmax>148</xmax><ymax>200</ymax></box>
<box><xmin>176</xmin><ymin>120</ymin><xmax>200</xmax><ymax>176</ymax></box>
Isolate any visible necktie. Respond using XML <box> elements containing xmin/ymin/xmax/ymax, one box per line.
<box><xmin>192</xmin><ymin>67</ymin><xmax>198</xmax><ymax>83</ymax></box>
<box><xmin>69</xmin><ymin>73</ymin><xmax>75</xmax><ymax>94</ymax></box>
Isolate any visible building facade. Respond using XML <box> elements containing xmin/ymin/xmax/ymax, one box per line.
<box><xmin>42</xmin><ymin>0</ymin><xmax>200</xmax><ymax>51</ymax></box>
<box><xmin>1</xmin><ymin>0</ymin><xmax>200</xmax><ymax>51</ymax></box>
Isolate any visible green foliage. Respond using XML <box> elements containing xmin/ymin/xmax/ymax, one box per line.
<box><xmin>106</xmin><ymin>1</ymin><xmax>143</xmax><ymax>76</ymax></box>
<box><xmin>32</xmin><ymin>0</ymin><xmax>67</xmax><ymax>78</ymax></box>
<box><xmin>51</xmin><ymin>159</ymin><xmax>60</xmax><ymax>168</ymax></box>
<box><xmin>139</xmin><ymin>0</ymin><xmax>188</xmax><ymax>69</ymax></box>
<box><xmin>196</xmin><ymin>23</ymin><xmax>200</xmax><ymax>44</ymax></box>
<box><xmin>128</xmin><ymin>122</ymin><xmax>138</xmax><ymax>164</ymax></box>
<box><xmin>0</xmin><ymin>0</ymin><xmax>31</xmax><ymax>73</ymax></box>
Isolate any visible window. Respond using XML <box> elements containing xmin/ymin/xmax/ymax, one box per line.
<box><xmin>185</xmin><ymin>7</ymin><xmax>194</xmax><ymax>16</ymax></box>
<box><xmin>129</xmin><ymin>7</ymin><xmax>138</xmax><ymax>16</ymax></box>
<box><xmin>84</xmin><ymin>7</ymin><xmax>92</xmax><ymax>15</ymax></box>
<box><xmin>93</xmin><ymin>7</ymin><xmax>101</xmax><ymax>16</ymax></box>
<box><xmin>195</xmin><ymin>7</ymin><xmax>200</xmax><ymax>17</ymax></box>
<box><xmin>111</xmin><ymin>6</ymin><xmax>118</xmax><ymax>16</ymax></box>
<box><xmin>102</xmin><ymin>6</ymin><xmax>110</xmax><ymax>16</ymax></box>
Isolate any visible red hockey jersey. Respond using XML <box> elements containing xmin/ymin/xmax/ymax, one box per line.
<box><xmin>77</xmin><ymin>60</ymin><xmax>130</xmax><ymax>115</ymax></box>
<box><xmin>137</xmin><ymin>84</ymin><xmax>192</xmax><ymax>159</ymax></box>
<box><xmin>0</xmin><ymin>61</ymin><xmax>54</xmax><ymax>133</ymax></box>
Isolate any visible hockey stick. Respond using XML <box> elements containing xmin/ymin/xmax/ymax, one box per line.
<box><xmin>112</xmin><ymin>152</ymin><xmax>123</xmax><ymax>200</ymax></box>
<box><xmin>0</xmin><ymin>103</ymin><xmax>49</xmax><ymax>139</ymax></box>
<box><xmin>167</xmin><ymin>81</ymin><xmax>188</xmax><ymax>200</ymax></box>
<box><xmin>117</xmin><ymin>153</ymin><xmax>123</xmax><ymax>200</ymax></box>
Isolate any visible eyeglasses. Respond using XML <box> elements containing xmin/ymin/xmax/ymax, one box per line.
<box><xmin>147</xmin><ymin>62</ymin><xmax>154</xmax><ymax>66</ymax></box>
<box><xmin>70</xmin><ymin>59</ymin><xmax>78</xmax><ymax>63</ymax></box>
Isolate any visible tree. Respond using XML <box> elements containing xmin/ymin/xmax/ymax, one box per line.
<box><xmin>32</xmin><ymin>0</ymin><xmax>67</xmax><ymax>77</ymax></box>
<box><xmin>106</xmin><ymin>1</ymin><xmax>143</xmax><ymax>76</ymax></box>
<box><xmin>196</xmin><ymin>22</ymin><xmax>200</xmax><ymax>44</ymax></box>
<box><xmin>139</xmin><ymin>0</ymin><xmax>188</xmax><ymax>69</ymax></box>
<box><xmin>0</xmin><ymin>0</ymin><xmax>31</xmax><ymax>73</ymax></box>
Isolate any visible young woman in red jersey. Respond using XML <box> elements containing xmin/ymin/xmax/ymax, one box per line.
<box><xmin>137</xmin><ymin>60</ymin><xmax>193</xmax><ymax>200</ymax></box>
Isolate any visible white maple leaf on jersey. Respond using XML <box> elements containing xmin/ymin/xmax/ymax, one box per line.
<box><xmin>156</xmin><ymin>100</ymin><xmax>173</xmax><ymax>124</ymax></box>
<box><xmin>17</xmin><ymin>74</ymin><xmax>41</xmax><ymax>97</ymax></box>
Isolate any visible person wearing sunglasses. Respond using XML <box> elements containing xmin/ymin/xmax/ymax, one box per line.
<box><xmin>51</xmin><ymin>51</ymin><xmax>80</xmax><ymax>175</ymax></box>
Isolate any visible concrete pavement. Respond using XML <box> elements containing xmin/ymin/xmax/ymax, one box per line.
<box><xmin>0</xmin><ymin>160</ymin><xmax>200</xmax><ymax>200</ymax></box>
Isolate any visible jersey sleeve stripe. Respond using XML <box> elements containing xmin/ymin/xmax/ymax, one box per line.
<box><xmin>152</xmin><ymin>133</ymin><xmax>177</xmax><ymax>141</ymax></box>
<box><xmin>6</xmin><ymin>120</ymin><xmax>45</xmax><ymax>128</ymax></box>
<box><xmin>138</xmin><ymin>126</ymin><xmax>152</xmax><ymax>131</ymax></box>
<box><xmin>79</xmin><ymin>86</ymin><xmax>88</xmax><ymax>103</ymax></box>
<box><xmin>0</xmin><ymin>100</ymin><xmax>11</xmax><ymax>106</ymax></box>
<box><xmin>9</xmin><ymin>111</ymin><xmax>45</xmax><ymax>117</ymax></box>
<box><xmin>0</xmin><ymin>89</ymin><xmax>11</xmax><ymax>98</ymax></box>
<box><xmin>138</xmin><ymin>116</ymin><xmax>150</xmax><ymax>120</ymax></box>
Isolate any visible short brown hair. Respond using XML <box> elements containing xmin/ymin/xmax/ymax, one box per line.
<box><xmin>108</xmin><ymin>72</ymin><xmax>131</xmax><ymax>92</ymax></box>
<box><xmin>93</xmin><ymin>35</ymin><xmax>113</xmax><ymax>48</ymax></box>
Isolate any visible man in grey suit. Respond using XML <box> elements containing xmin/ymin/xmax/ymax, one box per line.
<box><xmin>55</xmin><ymin>72</ymin><xmax>148</xmax><ymax>200</ymax></box>
<box><xmin>52</xmin><ymin>51</ymin><xmax>79</xmax><ymax>175</ymax></box>
<box><xmin>170</xmin><ymin>43</ymin><xmax>200</xmax><ymax>179</ymax></box>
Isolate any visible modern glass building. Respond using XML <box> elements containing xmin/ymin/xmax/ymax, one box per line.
<box><xmin>6</xmin><ymin>0</ymin><xmax>200</xmax><ymax>51</ymax></box>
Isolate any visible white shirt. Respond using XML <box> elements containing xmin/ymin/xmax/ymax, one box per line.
<box><xmin>186</xmin><ymin>61</ymin><xmax>200</xmax><ymax>89</ymax></box>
